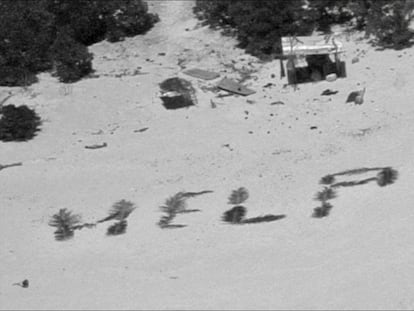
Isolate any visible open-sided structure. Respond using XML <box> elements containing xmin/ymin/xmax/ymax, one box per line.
<box><xmin>281</xmin><ymin>35</ymin><xmax>347</xmax><ymax>84</ymax></box>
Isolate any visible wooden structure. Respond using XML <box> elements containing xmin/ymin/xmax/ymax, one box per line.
<box><xmin>281</xmin><ymin>35</ymin><xmax>346</xmax><ymax>85</ymax></box>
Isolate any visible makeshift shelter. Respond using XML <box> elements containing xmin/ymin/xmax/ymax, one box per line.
<box><xmin>281</xmin><ymin>35</ymin><xmax>346</xmax><ymax>85</ymax></box>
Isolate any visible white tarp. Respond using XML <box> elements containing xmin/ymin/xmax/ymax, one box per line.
<box><xmin>282</xmin><ymin>36</ymin><xmax>344</xmax><ymax>56</ymax></box>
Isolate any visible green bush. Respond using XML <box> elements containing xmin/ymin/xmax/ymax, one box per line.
<box><xmin>51</xmin><ymin>29</ymin><xmax>94</xmax><ymax>83</ymax></box>
<box><xmin>0</xmin><ymin>105</ymin><xmax>42</xmax><ymax>142</ymax></box>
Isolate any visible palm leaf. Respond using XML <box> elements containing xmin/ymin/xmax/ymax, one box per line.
<box><xmin>228</xmin><ymin>187</ymin><xmax>249</xmax><ymax>205</ymax></box>
<box><xmin>99</xmin><ymin>200</ymin><xmax>136</xmax><ymax>223</ymax></box>
<box><xmin>106</xmin><ymin>220</ymin><xmax>128</xmax><ymax>236</ymax></box>
<box><xmin>314</xmin><ymin>187</ymin><xmax>337</xmax><ymax>202</ymax></box>
<box><xmin>49</xmin><ymin>209</ymin><xmax>81</xmax><ymax>241</ymax></box>
<box><xmin>377</xmin><ymin>167</ymin><xmax>398</xmax><ymax>187</ymax></box>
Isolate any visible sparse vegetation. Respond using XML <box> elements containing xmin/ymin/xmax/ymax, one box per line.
<box><xmin>0</xmin><ymin>105</ymin><xmax>42</xmax><ymax>142</ymax></box>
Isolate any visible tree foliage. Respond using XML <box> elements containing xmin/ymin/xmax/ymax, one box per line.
<box><xmin>195</xmin><ymin>0</ymin><xmax>414</xmax><ymax>57</ymax></box>
<box><xmin>0</xmin><ymin>0</ymin><xmax>159</xmax><ymax>86</ymax></box>
<box><xmin>194</xmin><ymin>0</ymin><xmax>315</xmax><ymax>57</ymax></box>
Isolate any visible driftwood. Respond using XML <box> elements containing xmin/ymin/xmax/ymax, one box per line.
<box><xmin>0</xmin><ymin>162</ymin><xmax>22</xmax><ymax>171</ymax></box>
<box><xmin>0</xmin><ymin>93</ymin><xmax>13</xmax><ymax>108</ymax></box>
<box><xmin>85</xmin><ymin>142</ymin><xmax>107</xmax><ymax>150</ymax></box>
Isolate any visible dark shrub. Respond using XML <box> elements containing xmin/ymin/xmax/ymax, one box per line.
<box><xmin>0</xmin><ymin>0</ymin><xmax>158</xmax><ymax>86</ymax></box>
<box><xmin>0</xmin><ymin>67</ymin><xmax>37</xmax><ymax>87</ymax></box>
<box><xmin>104</xmin><ymin>0</ymin><xmax>160</xmax><ymax>42</ymax></box>
<box><xmin>0</xmin><ymin>105</ymin><xmax>41</xmax><ymax>142</ymax></box>
<box><xmin>51</xmin><ymin>29</ymin><xmax>93</xmax><ymax>83</ymax></box>
<box><xmin>46</xmin><ymin>0</ymin><xmax>159</xmax><ymax>44</ymax></box>
<box><xmin>222</xmin><ymin>206</ymin><xmax>247</xmax><ymax>224</ymax></box>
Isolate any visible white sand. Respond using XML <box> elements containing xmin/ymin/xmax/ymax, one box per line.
<box><xmin>1</xmin><ymin>1</ymin><xmax>414</xmax><ymax>309</ymax></box>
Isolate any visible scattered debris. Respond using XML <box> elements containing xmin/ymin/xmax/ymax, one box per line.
<box><xmin>321</xmin><ymin>89</ymin><xmax>338</xmax><ymax>96</ymax></box>
<box><xmin>134</xmin><ymin>127</ymin><xmax>149</xmax><ymax>133</ymax></box>
<box><xmin>183</xmin><ymin>68</ymin><xmax>220</xmax><ymax>80</ymax></box>
<box><xmin>346</xmin><ymin>88</ymin><xmax>366</xmax><ymax>105</ymax></box>
<box><xmin>160</xmin><ymin>77</ymin><xmax>196</xmax><ymax>110</ymax></box>
<box><xmin>0</xmin><ymin>162</ymin><xmax>22</xmax><ymax>171</ymax></box>
<box><xmin>85</xmin><ymin>142</ymin><xmax>107</xmax><ymax>149</ymax></box>
<box><xmin>13</xmin><ymin>279</ymin><xmax>29</xmax><ymax>288</ymax></box>
<box><xmin>263</xmin><ymin>83</ymin><xmax>275</xmax><ymax>88</ymax></box>
<box><xmin>326</xmin><ymin>73</ymin><xmax>337</xmax><ymax>82</ymax></box>
<box><xmin>270</xmin><ymin>101</ymin><xmax>285</xmax><ymax>105</ymax></box>
<box><xmin>91</xmin><ymin>129</ymin><xmax>104</xmax><ymax>135</ymax></box>
<box><xmin>217</xmin><ymin>78</ymin><xmax>256</xmax><ymax>96</ymax></box>
<box><xmin>216</xmin><ymin>92</ymin><xmax>233</xmax><ymax>98</ymax></box>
